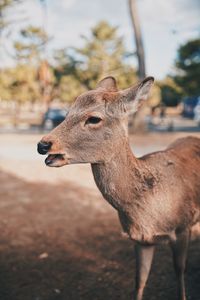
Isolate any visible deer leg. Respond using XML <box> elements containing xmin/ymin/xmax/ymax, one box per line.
<box><xmin>134</xmin><ymin>243</ymin><xmax>155</xmax><ymax>300</ymax></box>
<box><xmin>170</xmin><ymin>229</ymin><xmax>190</xmax><ymax>300</ymax></box>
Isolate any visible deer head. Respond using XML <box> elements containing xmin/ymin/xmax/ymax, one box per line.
<box><xmin>37</xmin><ymin>76</ymin><xmax>154</xmax><ymax>167</ymax></box>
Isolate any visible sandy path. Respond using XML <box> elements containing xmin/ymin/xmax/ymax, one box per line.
<box><xmin>0</xmin><ymin>132</ymin><xmax>199</xmax><ymax>300</ymax></box>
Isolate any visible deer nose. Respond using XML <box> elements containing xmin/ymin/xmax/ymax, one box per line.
<box><xmin>37</xmin><ymin>141</ymin><xmax>52</xmax><ymax>155</ymax></box>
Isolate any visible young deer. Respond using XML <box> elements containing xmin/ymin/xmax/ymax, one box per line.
<box><xmin>37</xmin><ymin>76</ymin><xmax>200</xmax><ymax>300</ymax></box>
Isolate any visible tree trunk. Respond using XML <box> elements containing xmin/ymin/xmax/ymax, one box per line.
<box><xmin>128</xmin><ymin>0</ymin><xmax>146</xmax><ymax>79</ymax></box>
<box><xmin>128</xmin><ymin>0</ymin><xmax>148</xmax><ymax>133</ymax></box>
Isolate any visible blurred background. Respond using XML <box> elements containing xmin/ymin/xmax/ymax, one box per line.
<box><xmin>0</xmin><ymin>1</ymin><xmax>200</xmax><ymax>300</ymax></box>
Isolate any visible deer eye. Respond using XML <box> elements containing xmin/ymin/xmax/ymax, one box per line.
<box><xmin>85</xmin><ymin>116</ymin><xmax>102</xmax><ymax>126</ymax></box>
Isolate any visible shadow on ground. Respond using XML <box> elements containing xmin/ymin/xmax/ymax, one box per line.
<box><xmin>0</xmin><ymin>169</ymin><xmax>199</xmax><ymax>300</ymax></box>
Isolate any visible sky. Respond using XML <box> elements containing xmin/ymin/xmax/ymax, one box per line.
<box><xmin>2</xmin><ymin>0</ymin><xmax>200</xmax><ymax>80</ymax></box>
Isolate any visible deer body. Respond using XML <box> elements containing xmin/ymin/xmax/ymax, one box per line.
<box><xmin>37</xmin><ymin>76</ymin><xmax>200</xmax><ymax>300</ymax></box>
<box><xmin>92</xmin><ymin>136</ymin><xmax>200</xmax><ymax>244</ymax></box>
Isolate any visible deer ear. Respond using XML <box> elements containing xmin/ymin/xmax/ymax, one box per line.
<box><xmin>121</xmin><ymin>76</ymin><xmax>154</xmax><ymax>113</ymax></box>
<box><xmin>96</xmin><ymin>76</ymin><xmax>118</xmax><ymax>92</ymax></box>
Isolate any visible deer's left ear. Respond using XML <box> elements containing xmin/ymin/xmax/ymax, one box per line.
<box><xmin>121</xmin><ymin>76</ymin><xmax>154</xmax><ymax>113</ymax></box>
<box><xmin>96</xmin><ymin>76</ymin><xmax>118</xmax><ymax>92</ymax></box>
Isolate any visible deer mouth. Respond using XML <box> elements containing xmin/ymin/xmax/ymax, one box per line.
<box><xmin>45</xmin><ymin>153</ymin><xmax>68</xmax><ymax>167</ymax></box>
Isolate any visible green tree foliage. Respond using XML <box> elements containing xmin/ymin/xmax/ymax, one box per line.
<box><xmin>57</xmin><ymin>75</ymin><xmax>85</xmax><ymax>103</ymax></box>
<box><xmin>0</xmin><ymin>25</ymin><xmax>51</xmax><ymax>106</ymax></box>
<box><xmin>53</xmin><ymin>49</ymin><xmax>83</xmax><ymax>103</ymax></box>
<box><xmin>75</xmin><ymin>21</ymin><xmax>137</xmax><ymax>89</ymax></box>
<box><xmin>2</xmin><ymin>21</ymin><xmax>137</xmax><ymax>106</ymax></box>
<box><xmin>0</xmin><ymin>68</ymin><xmax>13</xmax><ymax>100</ymax></box>
<box><xmin>148</xmin><ymin>83</ymin><xmax>161</xmax><ymax>108</ymax></box>
<box><xmin>54</xmin><ymin>21</ymin><xmax>137</xmax><ymax>103</ymax></box>
<box><xmin>159</xmin><ymin>77</ymin><xmax>183</xmax><ymax>107</ymax></box>
<box><xmin>0</xmin><ymin>0</ymin><xmax>24</xmax><ymax>64</ymax></box>
<box><xmin>0</xmin><ymin>0</ymin><xmax>22</xmax><ymax>32</ymax></box>
<box><xmin>158</xmin><ymin>39</ymin><xmax>200</xmax><ymax>107</ymax></box>
<box><xmin>173</xmin><ymin>38</ymin><xmax>200</xmax><ymax>97</ymax></box>
<box><xmin>9</xmin><ymin>65</ymin><xmax>40</xmax><ymax>104</ymax></box>
<box><xmin>0</xmin><ymin>64</ymin><xmax>41</xmax><ymax>104</ymax></box>
<box><xmin>14</xmin><ymin>25</ymin><xmax>49</xmax><ymax>64</ymax></box>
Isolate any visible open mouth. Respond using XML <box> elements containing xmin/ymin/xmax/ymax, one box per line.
<box><xmin>45</xmin><ymin>154</ymin><xmax>66</xmax><ymax>167</ymax></box>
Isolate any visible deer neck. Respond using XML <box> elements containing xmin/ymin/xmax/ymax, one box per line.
<box><xmin>91</xmin><ymin>139</ymin><xmax>151</xmax><ymax>213</ymax></box>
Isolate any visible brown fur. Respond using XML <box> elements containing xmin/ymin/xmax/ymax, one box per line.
<box><xmin>38</xmin><ymin>76</ymin><xmax>200</xmax><ymax>300</ymax></box>
<box><xmin>92</xmin><ymin>136</ymin><xmax>200</xmax><ymax>244</ymax></box>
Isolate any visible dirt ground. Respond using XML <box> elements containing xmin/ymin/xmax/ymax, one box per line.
<box><xmin>0</xmin><ymin>132</ymin><xmax>200</xmax><ymax>300</ymax></box>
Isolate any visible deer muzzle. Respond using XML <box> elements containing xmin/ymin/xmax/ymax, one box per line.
<box><xmin>37</xmin><ymin>138</ymin><xmax>70</xmax><ymax>167</ymax></box>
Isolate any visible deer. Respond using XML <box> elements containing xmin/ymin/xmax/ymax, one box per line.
<box><xmin>37</xmin><ymin>76</ymin><xmax>200</xmax><ymax>300</ymax></box>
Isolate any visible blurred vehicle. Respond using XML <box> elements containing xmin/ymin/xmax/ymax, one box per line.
<box><xmin>42</xmin><ymin>108</ymin><xmax>67</xmax><ymax>130</ymax></box>
<box><xmin>194</xmin><ymin>97</ymin><xmax>200</xmax><ymax>126</ymax></box>
<box><xmin>182</xmin><ymin>97</ymin><xmax>199</xmax><ymax>118</ymax></box>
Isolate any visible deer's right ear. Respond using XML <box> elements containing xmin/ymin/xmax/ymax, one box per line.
<box><xmin>96</xmin><ymin>76</ymin><xmax>118</xmax><ymax>92</ymax></box>
<box><xmin>121</xmin><ymin>76</ymin><xmax>154</xmax><ymax>113</ymax></box>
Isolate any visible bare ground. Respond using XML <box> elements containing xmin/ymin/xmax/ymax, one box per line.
<box><xmin>0</xmin><ymin>132</ymin><xmax>200</xmax><ymax>300</ymax></box>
